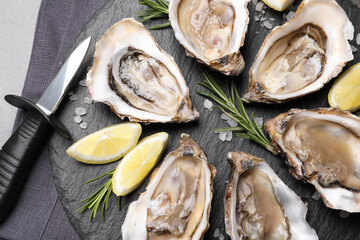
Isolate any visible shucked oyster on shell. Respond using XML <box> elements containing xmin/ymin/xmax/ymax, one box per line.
<box><xmin>122</xmin><ymin>134</ymin><xmax>216</xmax><ymax>240</ymax></box>
<box><xmin>169</xmin><ymin>0</ymin><xmax>250</xmax><ymax>76</ymax></box>
<box><xmin>87</xmin><ymin>18</ymin><xmax>199</xmax><ymax>123</ymax></box>
<box><xmin>266</xmin><ymin>108</ymin><xmax>360</xmax><ymax>212</ymax></box>
<box><xmin>243</xmin><ymin>0</ymin><xmax>354</xmax><ymax>103</ymax></box>
<box><xmin>225</xmin><ymin>151</ymin><xmax>318</xmax><ymax>240</ymax></box>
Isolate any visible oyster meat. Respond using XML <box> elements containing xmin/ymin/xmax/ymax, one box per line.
<box><xmin>169</xmin><ymin>0</ymin><xmax>250</xmax><ymax>76</ymax></box>
<box><xmin>243</xmin><ymin>0</ymin><xmax>354</xmax><ymax>103</ymax></box>
<box><xmin>266</xmin><ymin>108</ymin><xmax>360</xmax><ymax>212</ymax></box>
<box><xmin>225</xmin><ymin>151</ymin><xmax>318</xmax><ymax>240</ymax></box>
<box><xmin>87</xmin><ymin>18</ymin><xmax>199</xmax><ymax>123</ymax></box>
<box><xmin>122</xmin><ymin>134</ymin><xmax>216</xmax><ymax>240</ymax></box>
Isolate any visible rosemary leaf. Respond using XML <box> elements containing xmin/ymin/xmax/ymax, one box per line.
<box><xmin>137</xmin><ymin>0</ymin><xmax>170</xmax><ymax>30</ymax></box>
<box><xmin>197</xmin><ymin>72</ymin><xmax>278</xmax><ymax>155</ymax></box>
<box><xmin>150</xmin><ymin>22</ymin><xmax>171</xmax><ymax>30</ymax></box>
<box><xmin>77</xmin><ymin>169</ymin><xmax>117</xmax><ymax>221</ymax></box>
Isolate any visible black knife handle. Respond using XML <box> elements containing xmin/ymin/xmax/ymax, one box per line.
<box><xmin>0</xmin><ymin>110</ymin><xmax>50</xmax><ymax>223</ymax></box>
<box><xmin>0</xmin><ymin>95</ymin><xmax>71</xmax><ymax>223</ymax></box>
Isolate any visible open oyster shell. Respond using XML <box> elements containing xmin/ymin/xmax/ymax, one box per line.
<box><xmin>87</xmin><ymin>18</ymin><xmax>199</xmax><ymax>123</ymax></box>
<box><xmin>169</xmin><ymin>0</ymin><xmax>250</xmax><ymax>76</ymax></box>
<box><xmin>122</xmin><ymin>134</ymin><xmax>216</xmax><ymax>240</ymax></box>
<box><xmin>266</xmin><ymin>108</ymin><xmax>360</xmax><ymax>212</ymax></box>
<box><xmin>243</xmin><ymin>0</ymin><xmax>354</xmax><ymax>103</ymax></box>
<box><xmin>225</xmin><ymin>151</ymin><xmax>318</xmax><ymax>240</ymax></box>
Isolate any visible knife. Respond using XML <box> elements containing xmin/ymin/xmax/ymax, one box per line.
<box><xmin>0</xmin><ymin>36</ymin><xmax>91</xmax><ymax>223</ymax></box>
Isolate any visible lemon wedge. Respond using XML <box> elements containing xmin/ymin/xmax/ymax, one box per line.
<box><xmin>66</xmin><ymin>122</ymin><xmax>142</xmax><ymax>164</ymax></box>
<box><xmin>112</xmin><ymin>132</ymin><xmax>169</xmax><ymax>196</ymax></box>
<box><xmin>262</xmin><ymin>0</ymin><xmax>295</xmax><ymax>11</ymax></box>
<box><xmin>328</xmin><ymin>63</ymin><xmax>360</xmax><ymax>112</ymax></box>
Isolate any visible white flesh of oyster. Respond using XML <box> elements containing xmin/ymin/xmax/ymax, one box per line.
<box><xmin>87</xmin><ymin>18</ymin><xmax>199</xmax><ymax>123</ymax></box>
<box><xmin>243</xmin><ymin>0</ymin><xmax>354</xmax><ymax>103</ymax></box>
<box><xmin>169</xmin><ymin>0</ymin><xmax>250</xmax><ymax>76</ymax></box>
<box><xmin>225</xmin><ymin>152</ymin><xmax>318</xmax><ymax>240</ymax></box>
<box><xmin>122</xmin><ymin>134</ymin><xmax>216</xmax><ymax>240</ymax></box>
<box><xmin>266</xmin><ymin>108</ymin><xmax>360</xmax><ymax>212</ymax></box>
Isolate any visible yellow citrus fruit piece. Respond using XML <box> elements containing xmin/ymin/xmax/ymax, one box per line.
<box><xmin>328</xmin><ymin>63</ymin><xmax>360</xmax><ymax>112</ymax></box>
<box><xmin>262</xmin><ymin>0</ymin><xmax>295</xmax><ymax>11</ymax></box>
<box><xmin>66</xmin><ymin>122</ymin><xmax>142</xmax><ymax>164</ymax></box>
<box><xmin>112</xmin><ymin>132</ymin><xmax>169</xmax><ymax>196</ymax></box>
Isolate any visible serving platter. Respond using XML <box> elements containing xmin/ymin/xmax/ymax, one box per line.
<box><xmin>49</xmin><ymin>0</ymin><xmax>360</xmax><ymax>239</ymax></box>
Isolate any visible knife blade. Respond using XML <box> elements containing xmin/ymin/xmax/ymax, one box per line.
<box><xmin>0</xmin><ymin>37</ymin><xmax>91</xmax><ymax>223</ymax></box>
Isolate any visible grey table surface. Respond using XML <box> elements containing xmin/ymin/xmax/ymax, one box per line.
<box><xmin>0</xmin><ymin>0</ymin><xmax>41</xmax><ymax>146</ymax></box>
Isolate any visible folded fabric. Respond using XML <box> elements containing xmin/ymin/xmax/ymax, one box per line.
<box><xmin>0</xmin><ymin>0</ymin><xmax>107</xmax><ymax>239</ymax></box>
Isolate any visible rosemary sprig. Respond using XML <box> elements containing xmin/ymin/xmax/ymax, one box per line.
<box><xmin>77</xmin><ymin>169</ymin><xmax>119</xmax><ymax>221</ymax></box>
<box><xmin>197</xmin><ymin>72</ymin><xmax>278</xmax><ymax>155</ymax></box>
<box><xmin>137</xmin><ymin>0</ymin><xmax>170</xmax><ymax>30</ymax></box>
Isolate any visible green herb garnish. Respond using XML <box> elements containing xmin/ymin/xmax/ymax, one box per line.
<box><xmin>77</xmin><ymin>169</ymin><xmax>119</xmax><ymax>221</ymax></box>
<box><xmin>137</xmin><ymin>0</ymin><xmax>170</xmax><ymax>30</ymax></box>
<box><xmin>197</xmin><ymin>72</ymin><xmax>278</xmax><ymax>155</ymax></box>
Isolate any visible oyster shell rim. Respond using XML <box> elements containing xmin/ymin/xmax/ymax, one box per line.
<box><xmin>265</xmin><ymin>108</ymin><xmax>360</xmax><ymax>212</ymax></box>
<box><xmin>86</xmin><ymin>18</ymin><xmax>199</xmax><ymax>123</ymax></box>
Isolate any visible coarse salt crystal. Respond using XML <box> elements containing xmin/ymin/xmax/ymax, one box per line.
<box><xmin>255</xmin><ymin>2</ymin><xmax>264</xmax><ymax>11</ymax></box>
<box><xmin>219</xmin><ymin>233</ymin><xmax>224</xmax><ymax>240</ymax></box>
<box><xmin>356</xmin><ymin>33</ymin><xmax>360</xmax><ymax>45</ymax></box>
<box><xmin>75</xmin><ymin>107</ymin><xmax>86</xmax><ymax>116</ymax></box>
<box><xmin>260</xmin><ymin>17</ymin><xmax>266</xmax><ymax>21</ymax></box>
<box><xmin>69</xmin><ymin>94</ymin><xmax>78</xmax><ymax>101</ymax></box>
<box><xmin>204</xmin><ymin>99</ymin><xmax>213</xmax><ymax>110</ymax></box>
<box><xmin>252</xmin><ymin>0</ymin><xmax>258</xmax><ymax>5</ymax></box>
<box><xmin>286</xmin><ymin>11</ymin><xmax>295</xmax><ymax>21</ymax></box>
<box><xmin>79</xmin><ymin>79</ymin><xmax>87</xmax><ymax>87</ymax></box>
<box><xmin>74</xmin><ymin>115</ymin><xmax>82</xmax><ymax>124</ymax></box>
<box><xmin>221</xmin><ymin>113</ymin><xmax>230</xmax><ymax>120</ymax></box>
<box><xmin>226</xmin><ymin>131</ymin><xmax>233</xmax><ymax>141</ymax></box>
<box><xmin>214</xmin><ymin>228</ymin><xmax>220</xmax><ymax>238</ymax></box>
<box><xmin>312</xmin><ymin>191</ymin><xmax>320</xmax><ymax>201</ymax></box>
<box><xmin>255</xmin><ymin>16</ymin><xmax>260</xmax><ymax>21</ymax></box>
<box><xmin>351</xmin><ymin>45</ymin><xmax>358</xmax><ymax>53</ymax></box>
<box><xmin>227</xmin><ymin>118</ymin><xmax>237</xmax><ymax>127</ymax></box>
<box><xmin>80</xmin><ymin>122</ymin><xmax>87</xmax><ymax>129</ymax></box>
<box><xmin>84</xmin><ymin>97</ymin><xmax>93</xmax><ymax>104</ymax></box>
<box><xmin>219</xmin><ymin>132</ymin><xmax>227</xmax><ymax>141</ymax></box>
<box><xmin>255</xmin><ymin>117</ymin><xmax>264</xmax><ymax>127</ymax></box>
<box><xmin>270</xmin><ymin>18</ymin><xmax>275</xmax><ymax>21</ymax></box>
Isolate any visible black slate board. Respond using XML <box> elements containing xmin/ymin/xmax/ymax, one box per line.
<box><xmin>49</xmin><ymin>0</ymin><xmax>360</xmax><ymax>239</ymax></box>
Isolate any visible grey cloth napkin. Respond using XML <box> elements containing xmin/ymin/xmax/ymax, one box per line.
<box><xmin>0</xmin><ymin>0</ymin><xmax>107</xmax><ymax>239</ymax></box>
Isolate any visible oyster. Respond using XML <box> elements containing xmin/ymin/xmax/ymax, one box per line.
<box><xmin>87</xmin><ymin>18</ymin><xmax>199</xmax><ymax>123</ymax></box>
<box><xmin>266</xmin><ymin>108</ymin><xmax>360</xmax><ymax>212</ymax></box>
<box><xmin>122</xmin><ymin>134</ymin><xmax>216</xmax><ymax>240</ymax></box>
<box><xmin>243</xmin><ymin>0</ymin><xmax>354</xmax><ymax>103</ymax></box>
<box><xmin>169</xmin><ymin>0</ymin><xmax>250</xmax><ymax>76</ymax></box>
<box><xmin>225</xmin><ymin>151</ymin><xmax>318</xmax><ymax>240</ymax></box>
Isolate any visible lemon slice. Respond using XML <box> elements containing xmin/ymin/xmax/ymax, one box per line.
<box><xmin>262</xmin><ymin>0</ymin><xmax>295</xmax><ymax>11</ymax></box>
<box><xmin>329</xmin><ymin>63</ymin><xmax>360</xmax><ymax>112</ymax></box>
<box><xmin>66</xmin><ymin>122</ymin><xmax>142</xmax><ymax>164</ymax></box>
<box><xmin>112</xmin><ymin>132</ymin><xmax>169</xmax><ymax>196</ymax></box>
